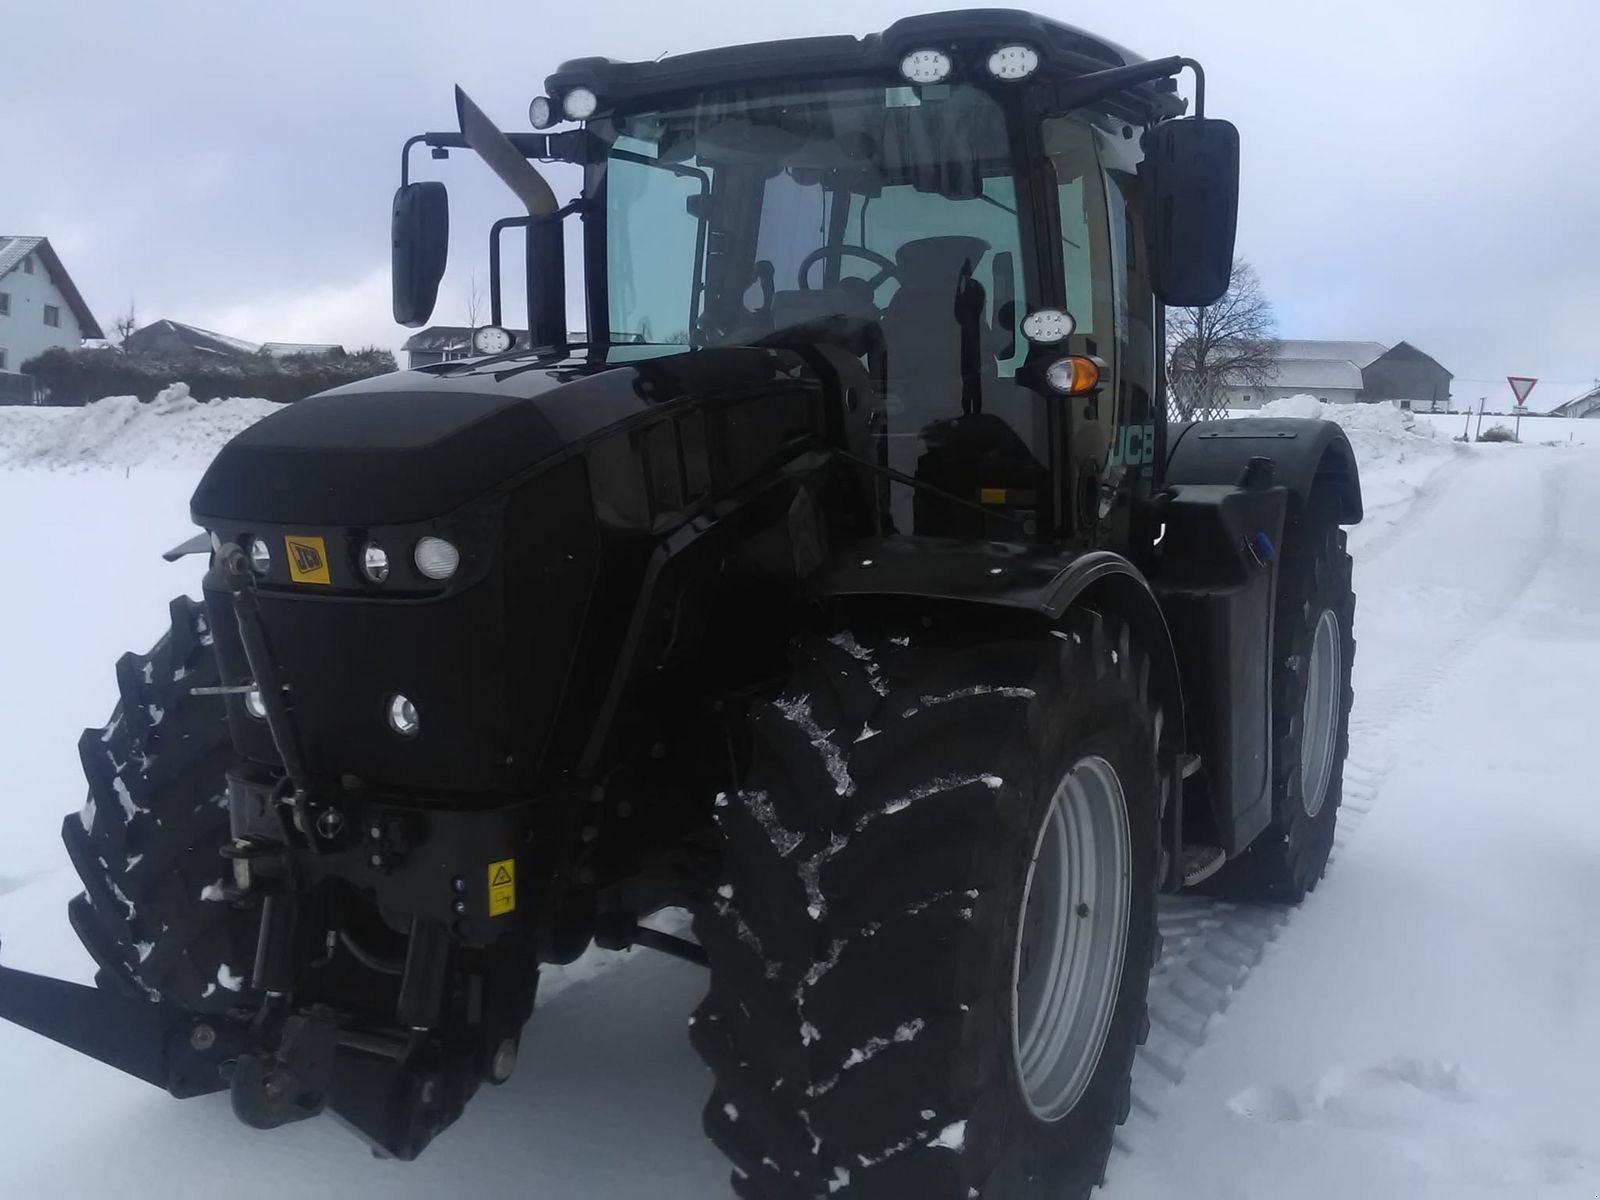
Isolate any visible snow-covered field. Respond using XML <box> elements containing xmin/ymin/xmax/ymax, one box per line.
<box><xmin>0</xmin><ymin>395</ymin><xmax>1595</xmax><ymax>1196</ymax></box>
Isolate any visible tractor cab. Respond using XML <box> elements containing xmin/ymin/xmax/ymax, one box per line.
<box><xmin>395</xmin><ymin>10</ymin><xmax>1240</xmax><ymax>553</ymax></box>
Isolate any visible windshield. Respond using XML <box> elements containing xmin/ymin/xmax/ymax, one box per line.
<box><xmin>595</xmin><ymin>81</ymin><xmax>1050</xmax><ymax>538</ymax></box>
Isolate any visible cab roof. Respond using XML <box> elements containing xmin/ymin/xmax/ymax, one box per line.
<box><xmin>545</xmin><ymin>9</ymin><xmax>1186</xmax><ymax>126</ymax></box>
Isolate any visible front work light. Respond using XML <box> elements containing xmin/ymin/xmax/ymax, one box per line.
<box><xmin>1046</xmin><ymin>356</ymin><xmax>1101</xmax><ymax>396</ymax></box>
<box><xmin>1021</xmin><ymin>308</ymin><xmax>1075</xmax><ymax>344</ymax></box>
<box><xmin>561</xmin><ymin>87</ymin><xmax>598</xmax><ymax>121</ymax></box>
<box><xmin>414</xmin><ymin>536</ymin><xmax>460</xmax><ymax>581</ymax></box>
<box><xmin>387</xmin><ymin>694</ymin><xmax>420</xmax><ymax>737</ymax></box>
<box><xmin>987</xmin><ymin>44</ymin><xmax>1039</xmax><ymax>80</ymax></box>
<box><xmin>472</xmin><ymin>325</ymin><xmax>514</xmax><ymax>355</ymax></box>
<box><xmin>528</xmin><ymin>96</ymin><xmax>556</xmax><ymax>129</ymax></box>
<box><xmin>899</xmin><ymin>49</ymin><xmax>953</xmax><ymax>84</ymax></box>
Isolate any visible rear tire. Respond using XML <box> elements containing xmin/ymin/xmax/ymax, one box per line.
<box><xmin>693</xmin><ymin>612</ymin><xmax>1165</xmax><ymax>1199</ymax></box>
<box><xmin>61</xmin><ymin>596</ymin><xmax>258</xmax><ymax>1011</ymax></box>
<box><xmin>1204</xmin><ymin>493</ymin><xmax>1356</xmax><ymax>903</ymax></box>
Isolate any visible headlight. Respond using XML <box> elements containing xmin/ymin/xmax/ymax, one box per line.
<box><xmin>387</xmin><ymin>693</ymin><xmax>420</xmax><ymax>737</ymax></box>
<box><xmin>246</xmin><ymin>537</ymin><xmax>271</xmax><ymax>575</ymax></box>
<box><xmin>987</xmin><ymin>44</ymin><xmax>1039</xmax><ymax>80</ymax></box>
<box><xmin>414</xmin><ymin>536</ymin><xmax>460</xmax><ymax>581</ymax></box>
<box><xmin>900</xmin><ymin>48</ymin><xmax>953</xmax><ymax>85</ymax></box>
<box><xmin>361</xmin><ymin>542</ymin><xmax>390</xmax><ymax>583</ymax></box>
<box><xmin>561</xmin><ymin>87</ymin><xmax>597</xmax><ymax>121</ymax></box>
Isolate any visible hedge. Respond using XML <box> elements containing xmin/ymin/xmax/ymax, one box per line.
<box><xmin>20</xmin><ymin>346</ymin><xmax>399</xmax><ymax>406</ymax></box>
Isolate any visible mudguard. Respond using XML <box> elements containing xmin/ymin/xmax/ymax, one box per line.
<box><xmin>1166</xmin><ymin>417</ymin><xmax>1362</xmax><ymax>523</ymax></box>
<box><xmin>817</xmin><ymin>538</ymin><xmax>1190</xmax><ymax>886</ymax></box>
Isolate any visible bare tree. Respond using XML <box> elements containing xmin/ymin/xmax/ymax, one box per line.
<box><xmin>465</xmin><ymin>272</ymin><xmax>483</xmax><ymax>332</ymax></box>
<box><xmin>1166</xmin><ymin>259</ymin><xmax>1279</xmax><ymax>420</ymax></box>
<box><xmin>112</xmin><ymin>302</ymin><xmax>138</xmax><ymax>345</ymax></box>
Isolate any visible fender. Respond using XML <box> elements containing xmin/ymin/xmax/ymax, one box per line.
<box><xmin>1166</xmin><ymin>417</ymin><xmax>1363</xmax><ymax>523</ymax></box>
<box><xmin>817</xmin><ymin>538</ymin><xmax>1190</xmax><ymax>888</ymax></box>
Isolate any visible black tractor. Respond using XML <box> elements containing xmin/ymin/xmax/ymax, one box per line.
<box><xmin>0</xmin><ymin>11</ymin><xmax>1360</xmax><ymax>1198</ymax></box>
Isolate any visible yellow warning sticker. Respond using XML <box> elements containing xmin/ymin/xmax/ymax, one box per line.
<box><xmin>487</xmin><ymin>858</ymin><xmax>516</xmax><ymax>916</ymax></box>
<box><xmin>284</xmin><ymin>535</ymin><xmax>331</xmax><ymax>585</ymax></box>
<box><xmin>979</xmin><ymin>487</ymin><xmax>1008</xmax><ymax>505</ymax></box>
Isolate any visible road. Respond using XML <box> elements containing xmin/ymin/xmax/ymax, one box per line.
<box><xmin>0</xmin><ymin>436</ymin><xmax>1595</xmax><ymax>1197</ymax></box>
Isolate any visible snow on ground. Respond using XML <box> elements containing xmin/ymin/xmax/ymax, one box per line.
<box><xmin>0</xmin><ymin>397</ymin><xmax>1596</xmax><ymax>1196</ymax></box>
<box><xmin>1413</xmin><ymin>410</ymin><xmax>1600</xmax><ymax>448</ymax></box>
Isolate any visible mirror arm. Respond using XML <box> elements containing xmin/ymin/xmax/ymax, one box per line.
<box><xmin>488</xmin><ymin>216</ymin><xmax>533</xmax><ymax>328</ymax></box>
<box><xmin>1052</xmin><ymin>54</ymin><xmax>1205</xmax><ymax>119</ymax></box>
<box><xmin>402</xmin><ymin>129</ymin><xmax>587</xmax><ymax>187</ymax></box>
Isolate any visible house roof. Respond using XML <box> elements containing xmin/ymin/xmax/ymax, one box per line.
<box><xmin>1273</xmin><ymin>339</ymin><xmax>1389</xmax><ymax>368</ymax></box>
<box><xmin>0</xmin><ymin>235</ymin><xmax>104</xmax><ymax>339</ymax></box>
<box><xmin>125</xmin><ymin>319</ymin><xmax>260</xmax><ymax>357</ymax></box>
<box><xmin>1369</xmin><ymin>340</ymin><xmax>1453</xmax><ymax>378</ymax></box>
<box><xmin>403</xmin><ymin>326</ymin><xmax>475</xmax><ymax>353</ymax></box>
<box><xmin>261</xmin><ymin>341</ymin><xmax>344</xmax><ymax>357</ymax></box>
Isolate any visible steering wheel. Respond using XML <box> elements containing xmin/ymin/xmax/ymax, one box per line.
<box><xmin>797</xmin><ymin>245</ymin><xmax>900</xmax><ymax>293</ymax></box>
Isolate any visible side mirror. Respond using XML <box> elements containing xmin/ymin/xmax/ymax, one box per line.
<box><xmin>392</xmin><ymin>181</ymin><xmax>449</xmax><ymax>328</ymax></box>
<box><xmin>1143</xmin><ymin>118</ymin><xmax>1239</xmax><ymax>307</ymax></box>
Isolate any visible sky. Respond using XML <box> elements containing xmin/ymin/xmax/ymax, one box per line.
<box><xmin>5</xmin><ymin>0</ymin><xmax>1598</xmax><ymax>410</ymax></box>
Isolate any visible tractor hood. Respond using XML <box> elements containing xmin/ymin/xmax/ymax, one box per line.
<box><xmin>190</xmin><ymin>346</ymin><xmax>800</xmax><ymax>526</ymax></box>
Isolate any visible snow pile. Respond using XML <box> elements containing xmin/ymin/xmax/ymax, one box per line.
<box><xmin>1254</xmin><ymin>394</ymin><xmax>1460</xmax><ymax>532</ymax></box>
<box><xmin>0</xmin><ymin>384</ymin><xmax>281</xmax><ymax>472</ymax></box>
<box><xmin>1258</xmin><ymin>393</ymin><xmax>1446</xmax><ymax>468</ymax></box>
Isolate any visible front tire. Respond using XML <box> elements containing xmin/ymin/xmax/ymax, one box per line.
<box><xmin>693</xmin><ymin>612</ymin><xmax>1165</xmax><ymax>1199</ymax></box>
<box><xmin>61</xmin><ymin>596</ymin><xmax>258</xmax><ymax>1010</ymax></box>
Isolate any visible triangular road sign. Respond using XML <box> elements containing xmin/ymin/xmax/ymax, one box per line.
<box><xmin>1508</xmin><ymin>376</ymin><xmax>1538</xmax><ymax>405</ymax></box>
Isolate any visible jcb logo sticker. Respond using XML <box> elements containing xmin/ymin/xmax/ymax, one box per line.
<box><xmin>284</xmin><ymin>535</ymin><xmax>331</xmax><ymax>585</ymax></box>
<box><xmin>1108</xmin><ymin>423</ymin><xmax>1157</xmax><ymax>469</ymax></box>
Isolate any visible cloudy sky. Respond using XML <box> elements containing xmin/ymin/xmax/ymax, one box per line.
<box><xmin>6</xmin><ymin>0</ymin><xmax>1597</xmax><ymax>409</ymax></box>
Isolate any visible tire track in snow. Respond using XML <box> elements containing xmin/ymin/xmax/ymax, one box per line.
<box><xmin>1113</xmin><ymin>456</ymin><xmax>1570</xmax><ymax>1163</ymax></box>
<box><xmin>1347</xmin><ymin>449</ymin><xmax>1469</xmax><ymax>565</ymax></box>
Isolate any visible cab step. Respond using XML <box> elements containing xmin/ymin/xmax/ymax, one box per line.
<box><xmin>1181</xmin><ymin>844</ymin><xmax>1227</xmax><ymax>887</ymax></box>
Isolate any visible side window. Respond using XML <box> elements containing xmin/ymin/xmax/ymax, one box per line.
<box><xmin>43</xmin><ymin>304</ymin><xmax>61</xmax><ymax>328</ymax></box>
<box><xmin>0</xmin><ymin>349</ymin><xmax>8</xmax><ymax>370</ymax></box>
<box><xmin>606</xmin><ymin>142</ymin><xmax>704</xmax><ymax>345</ymax></box>
<box><xmin>22</xmin><ymin>256</ymin><xmax>34</xmax><ymax>275</ymax></box>
<box><xmin>0</xmin><ymin>291</ymin><xmax>10</xmax><ymax>315</ymax></box>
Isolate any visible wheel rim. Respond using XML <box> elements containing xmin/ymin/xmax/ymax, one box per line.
<box><xmin>1300</xmin><ymin>608</ymin><xmax>1342</xmax><ymax>819</ymax></box>
<box><xmin>1011</xmin><ymin>755</ymin><xmax>1132</xmax><ymax>1122</ymax></box>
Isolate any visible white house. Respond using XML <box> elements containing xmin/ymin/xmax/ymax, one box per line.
<box><xmin>1549</xmin><ymin>385</ymin><xmax>1600</xmax><ymax>419</ymax></box>
<box><xmin>0</xmin><ymin>236</ymin><xmax>103</xmax><ymax>379</ymax></box>
<box><xmin>1223</xmin><ymin>340</ymin><xmax>1388</xmax><ymax>409</ymax></box>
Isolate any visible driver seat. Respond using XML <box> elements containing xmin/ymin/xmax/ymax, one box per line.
<box><xmin>878</xmin><ymin>235</ymin><xmax>991</xmax><ymax>420</ymax></box>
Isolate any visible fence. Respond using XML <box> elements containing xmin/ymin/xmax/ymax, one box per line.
<box><xmin>0</xmin><ymin>371</ymin><xmax>36</xmax><ymax>406</ymax></box>
<box><xmin>1165</xmin><ymin>386</ymin><xmax>1231</xmax><ymax>424</ymax></box>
